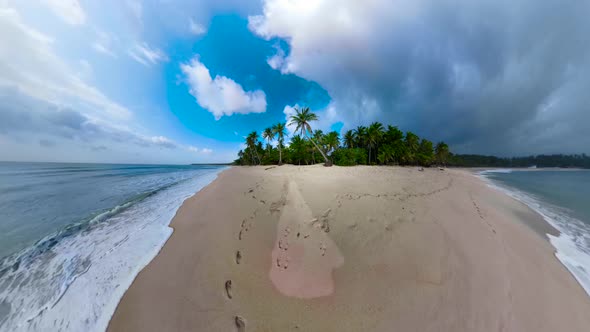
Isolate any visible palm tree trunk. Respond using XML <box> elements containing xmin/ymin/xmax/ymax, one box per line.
<box><xmin>278</xmin><ymin>144</ymin><xmax>282</xmax><ymax>165</ymax></box>
<box><xmin>254</xmin><ymin>149</ymin><xmax>260</xmax><ymax>165</ymax></box>
<box><xmin>248</xmin><ymin>147</ymin><xmax>255</xmax><ymax>165</ymax></box>
<box><xmin>307</xmin><ymin>134</ymin><xmax>331</xmax><ymax>166</ymax></box>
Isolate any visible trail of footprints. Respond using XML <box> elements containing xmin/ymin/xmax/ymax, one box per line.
<box><xmin>470</xmin><ymin>193</ymin><xmax>497</xmax><ymax>234</ymax></box>
<box><xmin>335</xmin><ymin>177</ymin><xmax>454</xmax><ymax>207</ymax></box>
<box><xmin>225</xmin><ymin>181</ymin><xmax>272</xmax><ymax>331</ymax></box>
<box><xmin>226</xmin><ymin>182</ymin><xmax>331</xmax><ymax>330</ymax></box>
<box><xmin>223</xmin><ymin>184</ymin><xmax>263</xmax><ymax>331</ymax></box>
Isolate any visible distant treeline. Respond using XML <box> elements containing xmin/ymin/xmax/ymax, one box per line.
<box><xmin>233</xmin><ymin>106</ymin><xmax>588</xmax><ymax>169</ymax></box>
<box><xmin>448</xmin><ymin>154</ymin><xmax>590</xmax><ymax>169</ymax></box>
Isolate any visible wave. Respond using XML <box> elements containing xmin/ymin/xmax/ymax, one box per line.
<box><xmin>0</xmin><ymin>167</ymin><xmax>226</xmax><ymax>331</ymax></box>
<box><xmin>0</xmin><ymin>179</ymin><xmax>182</xmax><ymax>276</ymax></box>
<box><xmin>478</xmin><ymin>168</ymin><xmax>513</xmax><ymax>175</ymax></box>
<box><xmin>479</xmin><ymin>171</ymin><xmax>590</xmax><ymax>297</ymax></box>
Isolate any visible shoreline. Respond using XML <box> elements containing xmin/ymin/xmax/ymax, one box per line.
<box><xmin>108</xmin><ymin>165</ymin><xmax>590</xmax><ymax>331</ymax></box>
<box><xmin>0</xmin><ymin>166</ymin><xmax>227</xmax><ymax>332</ymax></box>
<box><xmin>477</xmin><ymin>169</ymin><xmax>590</xmax><ymax>297</ymax></box>
<box><xmin>474</xmin><ymin>169</ymin><xmax>561</xmax><ymax>239</ymax></box>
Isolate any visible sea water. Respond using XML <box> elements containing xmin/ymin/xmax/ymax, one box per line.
<box><xmin>481</xmin><ymin>169</ymin><xmax>590</xmax><ymax>297</ymax></box>
<box><xmin>0</xmin><ymin>162</ymin><xmax>226</xmax><ymax>331</ymax></box>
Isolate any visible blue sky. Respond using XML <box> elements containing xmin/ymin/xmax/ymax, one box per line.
<box><xmin>0</xmin><ymin>0</ymin><xmax>588</xmax><ymax>163</ymax></box>
<box><xmin>0</xmin><ymin>1</ymin><xmax>332</xmax><ymax>164</ymax></box>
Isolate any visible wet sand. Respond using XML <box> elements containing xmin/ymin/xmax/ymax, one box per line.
<box><xmin>108</xmin><ymin>165</ymin><xmax>590</xmax><ymax>331</ymax></box>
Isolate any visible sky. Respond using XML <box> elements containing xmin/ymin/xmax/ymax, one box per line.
<box><xmin>0</xmin><ymin>0</ymin><xmax>588</xmax><ymax>164</ymax></box>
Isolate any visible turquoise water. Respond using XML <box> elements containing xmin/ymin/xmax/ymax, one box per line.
<box><xmin>482</xmin><ymin>169</ymin><xmax>590</xmax><ymax>297</ymax></box>
<box><xmin>0</xmin><ymin>162</ymin><xmax>226</xmax><ymax>331</ymax></box>
<box><xmin>485</xmin><ymin>170</ymin><xmax>590</xmax><ymax>224</ymax></box>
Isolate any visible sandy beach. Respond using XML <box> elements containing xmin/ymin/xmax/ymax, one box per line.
<box><xmin>108</xmin><ymin>165</ymin><xmax>590</xmax><ymax>331</ymax></box>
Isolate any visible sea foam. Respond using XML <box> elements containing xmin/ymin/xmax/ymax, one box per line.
<box><xmin>0</xmin><ymin>167</ymin><xmax>226</xmax><ymax>331</ymax></box>
<box><xmin>479</xmin><ymin>171</ymin><xmax>590</xmax><ymax>298</ymax></box>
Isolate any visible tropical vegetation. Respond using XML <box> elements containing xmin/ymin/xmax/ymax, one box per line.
<box><xmin>234</xmin><ymin>107</ymin><xmax>451</xmax><ymax>167</ymax></box>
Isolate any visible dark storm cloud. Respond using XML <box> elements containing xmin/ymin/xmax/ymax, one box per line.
<box><xmin>252</xmin><ymin>0</ymin><xmax>590</xmax><ymax>155</ymax></box>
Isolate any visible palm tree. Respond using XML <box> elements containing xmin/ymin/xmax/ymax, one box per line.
<box><xmin>324</xmin><ymin>131</ymin><xmax>340</xmax><ymax>156</ymax></box>
<box><xmin>353</xmin><ymin>126</ymin><xmax>367</xmax><ymax>149</ymax></box>
<box><xmin>246</xmin><ymin>131</ymin><xmax>261</xmax><ymax>165</ymax></box>
<box><xmin>272</xmin><ymin>122</ymin><xmax>286</xmax><ymax>165</ymax></box>
<box><xmin>435</xmin><ymin>142</ymin><xmax>450</xmax><ymax>166</ymax></box>
<box><xmin>289</xmin><ymin>135</ymin><xmax>307</xmax><ymax>165</ymax></box>
<box><xmin>237</xmin><ymin>150</ymin><xmax>245</xmax><ymax>165</ymax></box>
<box><xmin>262</xmin><ymin>127</ymin><xmax>275</xmax><ymax>158</ymax></box>
<box><xmin>312</xmin><ymin>130</ymin><xmax>325</xmax><ymax>164</ymax></box>
<box><xmin>367</xmin><ymin>122</ymin><xmax>384</xmax><ymax>164</ymax></box>
<box><xmin>289</xmin><ymin>107</ymin><xmax>331</xmax><ymax>166</ymax></box>
<box><xmin>343</xmin><ymin>130</ymin><xmax>354</xmax><ymax>148</ymax></box>
<box><xmin>405</xmin><ymin>131</ymin><xmax>419</xmax><ymax>164</ymax></box>
<box><xmin>384</xmin><ymin>125</ymin><xmax>403</xmax><ymax>143</ymax></box>
<box><xmin>377</xmin><ymin>145</ymin><xmax>395</xmax><ymax>165</ymax></box>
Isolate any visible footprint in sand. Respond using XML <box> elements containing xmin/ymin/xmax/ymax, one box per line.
<box><xmin>236</xmin><ymin>251</ymin><xmax>242</xmax><ymax>264</ymax></box>
<box><xmin>278</xmin><ymin>239</ymin><xmax>288</xmax><ymax>250</ymax></box>
<box><xmin>270</xmin><ymin>180</ymin><xmax>344</xmax><ymax>298</ymax></box>
<box><xmin>235</xmin><ymin>316</ymin><xmax>246</xmax><ymax>332</ymax></box>
<box><xmin>225</xmin><ymin>280</ymin><xmax>233</xmax><ymax>299</ymax></box>
<box><xmin>276</xmin><ymin>256</ymin><xmax>290</xmax><ymax>269</ymax></box>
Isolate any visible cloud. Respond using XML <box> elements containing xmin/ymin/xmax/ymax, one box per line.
<box><xmin>128</xmin><ymin>42</ymin><xmax>168</xmax><ymax>66</ymax></box>
<box><xmin>187</xmin><ymin>145</ymin><xmax>213</xmax><ymax>154</ymax></box>
<box><xmin>250</xmin><ymin>0</ymin><xmax>590</xmax><ymax>155</ymax></box>
<box><xmin>0</xmin><ymin>88</ymin><xmax>178</xmax><ymax>151</ymax></box>
<box><xmin>92</xmin><ymin>30</ymin><xmax>116</xmax><ymax>57</ymax></box>
<box><xmin>266</xmin><ymin>46</ymin><xmax>291</xmax><ymax>74</ymax></box>
<box><xmin>189</xmin><ymin>18</ymin><xmax>206</xmax><ymax>35</ymax></box>
<box><xmin>40</xmin><ymin>0</ymin><xmax>86</xmax><ymax>25</ymax></box>
<box><xmin>0</xmin><ymin>7</ymin><xmax>131</xmax><ymax>122</ymax></box>
<box><xmin>148</xmin><ymin>136</ymin><xmax>177</xmax><ymax>149</ymax></box>
<box><xmin>92</xmin><ymin>42</ymin><xmax>116</xmax><ymax>57</ymax></box>
<box><xmin>39</xmin><ymin>139</ymin><xmax>56</xmax><ymax>147</ymax></box>
<box><xmin>180</xmin><ymin>57</ymin><xmax>267</xmax><ymax>120</ymax></box>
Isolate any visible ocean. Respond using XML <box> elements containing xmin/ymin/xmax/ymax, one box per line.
<box><xmin>481</xmin><ymin>169</ymin><xmax>590</xmax><ymax>297</ymax></box>
<box><xmin>0</xmin><ymin>162</ymin><xmax>226</xmax><ymax>331</ymax></box>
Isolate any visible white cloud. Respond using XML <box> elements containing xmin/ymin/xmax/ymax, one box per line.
<box><xmin>187</xmin><ymin>145</ymin><xmax>213</xmax><ymax>154</ymax></box>
<box><xmin>0</xmin><ymin>8</ymin><xmax>131</xmax><ymax>121</ymax></box>
<box><xmin>128</xmin><ymin>42</ymin><xmax>168</xmax><ymax>66</ymax></box>
<box><xmin>189</xmin><ymin>19</ymin><xmax>206</xmax><ymax>35</ymax></box>
<box><xmin>92</xmin><ymin>42</ymin><xmax>116</xmax><ymax>57</ymax></box>
<box><xmin>41</xmin><ymin>0</ymin><xmax>86</xmax><ymax>25</ymax></box>
<box><xmin>266</xmin><ymin>46</ymin><xmax>291</xmax><ymax>73</ymax></box>
<box><xmin>92</xmin><ymin>31</ymin><xmax>116</xmax><ymax>57</ymax></box>
<box><xmin>148</xmin><ymin>136</ymin><xmax>177</xmax><ymax>149</ymax></box>
<box><xmin>180</xmin><ymin>57</ymin><xmax>267</xmax><ymax>120</ymax></box>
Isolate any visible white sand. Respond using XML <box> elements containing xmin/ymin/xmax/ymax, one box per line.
<box><xmin>108</xmin><ymin>165</ymin><xmax>590</xmax><ymax>331</ymax></box>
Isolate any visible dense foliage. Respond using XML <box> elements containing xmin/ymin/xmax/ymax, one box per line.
<box><xmin>234</xmin><ymin>107</ymin><xmax>450</xmax><ymax>167</ymax></box>
<box><xmin>235</xmin><ymin>107</ymin><xmax>589</xmax><ymax>169</ymax></box>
